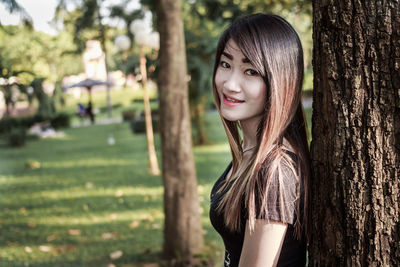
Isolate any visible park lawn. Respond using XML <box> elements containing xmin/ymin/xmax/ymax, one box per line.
<box><xmin>0</xmin><ymin>111</ymin><xmax>228</xmax><ymax>267</ymax></box>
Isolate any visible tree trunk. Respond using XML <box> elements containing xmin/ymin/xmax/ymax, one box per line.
<box><xmin>156</xmin><ymin>0</ymin><xmax>204</xmax><ymax>263</ymax></box>
<box><xmin>192</xmin><ymin>97</ymin><xmax>210</xmax><ymax>145</ymax></box>
<box><xmin>310</xmin><ymin>1</ymin><xmax>400</xmax><ymax>266</ymax></box>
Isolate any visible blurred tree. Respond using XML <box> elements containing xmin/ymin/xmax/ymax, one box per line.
<box><xmin>109</xmin><ymin>2</ymin><xmax>143</xmax><ymax>45</ymax></box>
<box><xmin>56</xmin><ymin>0</ymin><xmax>113</xmax><ymax>118</ymax></box>
<box><xmin>0</xmin><ymin>25</ymin><xmax>81</xmax><ymax>116</ymax></box>
<box><xmin>0</xmin><ymin>76</ymin><xmax>25</xmax><ymax>117</ymax></box>
<box><xmin>182</xmin><ymin>2</ymin><xmax>219</xmax><ymax>145</ymax></box>
<box><xmin>310</xmin><ymin>0</ymin><xmax>400</xmax><ymax>265</ymax></box>
<box><xmin>156</xmin><ymin>0</ymin><xmax>203</xmax><ymax>263</ymax></box>
<box><xmin>30</xmin><ymin>77</ymin><xmax>55</xmax><ymax>117</ymax></box>
<box><xmin>0</xmin><ymin>0</ymin><xmax>32</xmax><ymax>28</ymax></box>
<box><xmin>108</xmin><ymin>2</ymin><xmax>144</xmax><ymax>80</ymax></box>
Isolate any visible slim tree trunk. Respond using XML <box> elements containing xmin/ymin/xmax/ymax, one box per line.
<box><xmin>139</xmin><ymin>45</ymin><xmax>161</xmax><ymax>176</ymax></box>
<box><xmin>310</xmin><ymin>1</ymin><xmax>400</xmax><ymax>266</ymax></box>
<box><xmin>156</xmin><ymin>0</ymin><xmax>204</xmax><ymax>262</ymax></box>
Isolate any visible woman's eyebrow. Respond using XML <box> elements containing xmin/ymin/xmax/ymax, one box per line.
<box><xmin>221</xmin><ymin>51</ymin><xmax>251</xmax><ymax>64</ymax></box>
<box><xmin>221</xmin><ymin>51</ymin><xmax>233</xmax><ymax>60</ymax></box>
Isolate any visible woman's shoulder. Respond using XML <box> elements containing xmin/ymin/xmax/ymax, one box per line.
<box><xmin>255</xmin><ymin>151</ymin><xmax>300</xmax><ymax>224</ymax></box>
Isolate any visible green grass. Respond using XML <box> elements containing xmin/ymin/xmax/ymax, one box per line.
<box><xmin>0</xmin><ymin>111</ymin><xmax>228</xmax><ymax>267</ymax></box>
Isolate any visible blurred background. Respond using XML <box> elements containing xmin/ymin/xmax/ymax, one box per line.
<box><xmin>0</xmin><ymin>0</ymin><xmax>312</xmax><ymax>266</ymax></box>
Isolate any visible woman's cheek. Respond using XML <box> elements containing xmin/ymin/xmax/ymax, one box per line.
<box><xmin>214</xmin><ymin>69</ymin><xmax>225</xmax><ymax>92</ymax></box>
<box><xmin>248</xmin><ymin>80</ymin><xmax>267</xmax><ymax>100</ymax></box>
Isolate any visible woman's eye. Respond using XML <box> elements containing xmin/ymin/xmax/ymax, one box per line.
<box><xmin>220</xmin><ymin>61</ymin><xmax>230</xmax><ymax>68</ymax></box>
<box><xmin>245</xmin><ymin>69</ymin><xmax>258</xmax><ymax>76</ymax></box>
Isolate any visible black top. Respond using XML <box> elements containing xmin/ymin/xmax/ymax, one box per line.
<box><xmin>209</xmin><ymin>161</ymin><xmax>307</xmax><ymax>267</ymax></box>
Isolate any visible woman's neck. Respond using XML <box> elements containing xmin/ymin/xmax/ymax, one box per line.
<box><xmin>240</xmin><ymin>114</ymin><xmax>263</xmax><ymax>149</ymax></box>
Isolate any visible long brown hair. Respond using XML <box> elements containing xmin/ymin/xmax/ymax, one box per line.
<box><xmin>212</xmin><ymin>14</ymin><xmax>310</xmax><ymax>239</ymax></box>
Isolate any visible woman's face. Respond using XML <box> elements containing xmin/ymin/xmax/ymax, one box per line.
<box><xmin>214</xmin><ymin>39</ymin><xmax>267</xmax><ymax>126</ymax></box>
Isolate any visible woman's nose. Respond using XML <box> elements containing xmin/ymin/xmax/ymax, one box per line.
<box><xmin>224</xmin><ymin>73</ymin><xmax>241</xmax><ymax>93</ymax></box>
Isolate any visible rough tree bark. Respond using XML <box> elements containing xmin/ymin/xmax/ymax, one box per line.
<box><xmin>310</xmin><ymin>0</ymin><xmax>400</xmax><ymax>266</ymax></box>
<box><xmin>156</xmin><ymin>0</ymin><xmax>204</xmax><ymax>263</ymax></box>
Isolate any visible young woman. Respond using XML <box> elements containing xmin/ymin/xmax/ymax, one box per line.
<box><xmin>209</xmin><ymin>14</ymin><xmax>310</xmax><ymax>267</ymax></box>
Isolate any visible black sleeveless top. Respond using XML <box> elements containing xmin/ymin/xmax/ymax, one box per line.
<box><xmin>209</xmin><ymin>162</ymin><xmax>307</xmax><ymax>267</ymax></box>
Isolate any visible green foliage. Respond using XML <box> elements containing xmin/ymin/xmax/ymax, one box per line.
<box><xmin>1</xmin><ymin>26</ymin><xmax>55</xmax><ymax>83</ymax></box>
<box><xmin>130</xmin><ymin>110</ymin><xmax>159</xmax><ymax>133</ymax></box>
<box><xmin>0</xmin><ymin>24</ymin><xmax>82</xmax><ymax>114</ymax></box>
<box><xmin>8</xmin><ymin>126</ymin><xmax>26</xmax><ymax>147</ymax></box>
<box><xmin>121</xmin><ymin>109</ymin><xmax>137</xmax><ymax>122</ymax></box>
<box><xmin>50</xmin><ymin>112</ymin><xmax>71</xmax><ymax>129</ymax></box>
<box><xmin>0</xmin><ymin>112</ymin><xmax>71</xmax><ymax>135</ymax></box>
<box><xmin>130</xmin><ymin>118</ymin><xmax>159</xmax><ymax>134</ymax></box>
<box><xmin>30</xmin><ymin>78</ymin><xmax>56</xmax><ymax>117</ymax></box>
<box><xmin>0</xmin><ymin>117</ymin><xmax>20</xmax><ymax>134</ymax></box>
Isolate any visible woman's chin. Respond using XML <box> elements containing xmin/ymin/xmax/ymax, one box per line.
<box><xmin>219</xmin><ymin>113</ymin><xmax>239</xmax><ymax>122</ymax></box>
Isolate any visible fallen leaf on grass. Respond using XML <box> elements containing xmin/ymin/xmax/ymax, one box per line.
<box><xmin>24</xmin><ymin>246</ymin><xmax>32</xmax><ymax>253</ymax></box>
<box><xmin>68</xmin><ymin>229</ymin><xmax>81</xmax><ymax>236</ymax></box>
<box><xmin>82</xmin><ymin>204</ymin><xmax>89</xmax><ymax>211</ymax></box>
<box><xmin>129</xmin><ymin>220</ymin><xmax>139</xmax><ymax>229</ymax></box>
<box><xmin>151</xmin><ymin>224</ymin><xmax>160</xmax><ymax>229</ymax></box>
<box><xmin>46</xmin><ymin>235</ymin><xmax>57</xmax><ymax>242</ymax></box>
<box><xmin>141</xmin><ymin>214</ymin><xmax>154</xmax><ymax>222</ymax></box>
<box><xmin>109</xmin><ymin>213</ymin><xmax>117</xmax><ymax>220</ymax></box>
<box><xmin>85</xmin><ymin>182</ymin><xmax>94</xmax><ymax>189</ymax></box>
<box><xmin>107</xmin><ymin>264</ymin><xmax>116</xmax><ymax>267</ymax></box>
<box><xmin>39</xmin><ymin>245</ymin><xmax>51</xmax><ymax>252</ymax></box>
<box><xmin>102</xmin><ymin>232</ymin><xmax>118</xmax><ymax>240</ymax></box>
<box><xmin>25</xmin><ymin>160</ymin><xmax>40</xmax><ymax>169</ymax></box>
<box><xmin>56</xmin><ymin>244</ymin><xmax>77</xmax><ymax>254</ymax></box>
<box><xmin>142</xmin><ymin>248</ymin><xmax>152</xmax><ymax>255</ymax></box>
<box><xmin>109</xmin><ymin>250</ymin><xmax>123</xmax><ymax>260</ymax></box>
<box><xmin>27</xmin><ymin>221</ymin><xmax>36</xmax><ymax>228</ymax></box>
<box><xmin>20</xmin><ymin>207</ymin><xmax>27</xmax><ymax>215</ymax></box>
<box><xmin>114</xmin><ymin>190</ymin><xmax>124</xmax><ymax>197</ymax></box>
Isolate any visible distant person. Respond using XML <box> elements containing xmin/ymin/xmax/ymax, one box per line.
<box><xmin>209</xmin><ymin>14</ymin><xmax>311</xmax><ymax>266</ymax></box>
<box><xmin>77</xmin><ymin>103</ymin><xmax>86</xmax><ymax>119</ymax></box>
<box><xmin>86</xmin><ymin>101</ymin><xmax>95</xmax><ymax>124</ymax></box>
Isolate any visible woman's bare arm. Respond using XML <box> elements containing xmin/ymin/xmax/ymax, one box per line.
<box><xmin>239</xmin><ymin>219</ymin><xmax>287</xmax><ymax>267</ymax></box>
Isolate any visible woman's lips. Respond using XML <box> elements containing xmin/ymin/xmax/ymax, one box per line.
<box><xmin>222</xmin><ymin>94</ymin><xmax>244</xmax><ymax>106</ymax></box>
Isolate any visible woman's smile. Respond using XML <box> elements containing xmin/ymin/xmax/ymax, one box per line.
<box><xmin>223</xmin><ymin>93</ymin><xmax>245</xmax><ymax>106</ymax></box>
